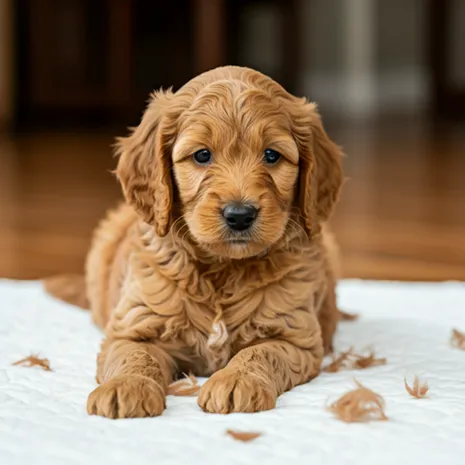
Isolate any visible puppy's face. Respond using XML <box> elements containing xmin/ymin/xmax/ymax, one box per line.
<box><xmin>172</xmin><ymin>82</ymin><xmax>299</xmax><ymax>259</ymax></box>
<box><xmin>116</xmin><ymin>67</ymin><xmax>342</xmax><ymax>260</ymax></box>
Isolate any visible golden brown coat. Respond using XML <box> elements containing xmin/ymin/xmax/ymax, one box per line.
<box><xmin>83</xmin><ymin>66</ymin><xmax>343</xmax><ymax>418</ymax></box>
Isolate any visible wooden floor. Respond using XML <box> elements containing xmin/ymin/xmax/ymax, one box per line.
<box><xmin>1</xmin><ymin>119</ymin><xmax>464</xmax><ymax>281</ymax></box>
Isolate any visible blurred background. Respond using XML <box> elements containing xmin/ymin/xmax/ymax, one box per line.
<box><xmin>0</xmin><ymin>0</ymin><xmax>464</xmax><ymax>281</ymax></box>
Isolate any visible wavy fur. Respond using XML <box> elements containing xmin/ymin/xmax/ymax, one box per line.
<box><xmin>84</xmin><ymin>66</ymin><xmax>343</xmax><ymax>418</ymax></box>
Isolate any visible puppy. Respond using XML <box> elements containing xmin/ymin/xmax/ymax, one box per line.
<box><xmin>84</xmin><ymin>66</ymin><xmax>343</xmax><ymax>418</ymax></box>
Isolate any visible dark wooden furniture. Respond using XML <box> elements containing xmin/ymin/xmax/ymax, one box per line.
<box><xmin>429</xmin><ymin>0</ymin><xmax>465</xmax><ymax>119</ymax></box>
<box><xmin>14</xmin><ymin>0</ymin><xmax>300</xmax><ymax>129</ymax></box>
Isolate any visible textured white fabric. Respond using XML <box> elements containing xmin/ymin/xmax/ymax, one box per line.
<box><xmin>1</xmin><ymin>279</ymin><xmax>465</xmax><ymax>465</ymax></box>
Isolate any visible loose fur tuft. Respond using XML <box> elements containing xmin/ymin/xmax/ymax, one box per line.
<box><xmin>404</xmin><ymin>376</ymin><xmax>429</xmax><ymax>399</ymax></box>
<box><xmin>226</xmin><ymin>430</ymin><xmax>262</xmax><ymax>442</ymax></box>
<box><xmin>328</xmin><ymin>379</ymin><xmax>388</xmax><ymax>423</ymax></box>
<box><xmin>167</xmin><ymin>373</ymin><xmax>200</xmax><ymax>396</ymax></box>
<box><xmin>451</xmin><ymin>328</ymin><xmax>465</xmax><ymax>350</ymax></box>
<box><xmin>323</xmin><ymin>347</ymin><xmax>386</xmax><ymax>373</ymax></box>
<box><xmin>13</xmin><ymin>354</ymin><xmax>52</xmax><ymax>372</ymax></box>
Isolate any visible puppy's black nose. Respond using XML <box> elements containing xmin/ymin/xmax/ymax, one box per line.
<box><xmin>223</xmin><ymin>204</ymin><xmax>258</xmax><ymax>231</ymax></box>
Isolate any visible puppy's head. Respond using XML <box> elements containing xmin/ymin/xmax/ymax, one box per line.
<box><xmin>116</xmin><ymin>67</ymin><xmax>342</xmax><ymax>259</ymax></box>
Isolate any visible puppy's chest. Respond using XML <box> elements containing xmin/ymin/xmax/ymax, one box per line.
<box><xmin>173</xmin><ymin>258</ymin><xmax>316</xmax><ymax>343</ymax></box>
<box><xmin>132</xmin><ymin>244</ymin><xmax>323</xmax><ymax>373</ymax></box>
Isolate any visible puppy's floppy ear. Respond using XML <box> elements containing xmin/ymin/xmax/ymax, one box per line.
<box><xmin>292</xmin><ymin>101</ymin><xmax>343</xmax><ymax>236</ymax></box>
<box><xmin>115</xmin><ymin>89</ymin><xmax>176</xmax><ymax>237</ymax></box>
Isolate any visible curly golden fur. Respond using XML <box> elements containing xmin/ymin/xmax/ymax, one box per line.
<box><xmin>54</xmin><ymin>66</ymin><xmax>343</xmax><ymax>418</ymax></box>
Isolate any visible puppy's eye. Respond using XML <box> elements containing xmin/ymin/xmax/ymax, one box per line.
<box><xmin>263</xmin><ymin>148</ymin><xmax>281</xmax><ymax>165</ymax></box>
<box><xmin>193</xmin><ymin>149</ymin><xmax>212</xmax><ymax>165</ymax></box>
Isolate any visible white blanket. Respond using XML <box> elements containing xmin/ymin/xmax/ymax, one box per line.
<box><xmin>1</xmin><ymin>279</ymin><xmax>464</xmax><ymax>465</ymax></box>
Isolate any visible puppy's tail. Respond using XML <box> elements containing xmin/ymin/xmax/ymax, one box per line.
<box><xmin>42</xmin><ymin>274</ymin><xmax>90</xmax><ymax>310</ymax></box>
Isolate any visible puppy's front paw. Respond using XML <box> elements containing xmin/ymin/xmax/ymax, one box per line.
<box><xmin>198</xmin><ymin>368</ymin><xmax>276</xmax><ymax>414</ymax></box>
<box><xmin>87</xmin><ymin>375</ymin><xmax>165</xmax><ymax>419</ymax></box>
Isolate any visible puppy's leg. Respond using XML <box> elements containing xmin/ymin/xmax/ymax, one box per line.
<box><xmin>87</xmin><ymin>339</ymin><xmax>174</xmax><ymax>419</ymax></box>
<box><xmin>198</xmin><ymin>312</ymin><xmax>324</xmax><ymax>414</ymax></box>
